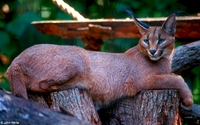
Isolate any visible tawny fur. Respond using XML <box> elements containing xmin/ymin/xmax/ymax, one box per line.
<box><xmin>6</xmin><ymin>14</ymin><xmax>193</xmax><ymax>107</ymax></box>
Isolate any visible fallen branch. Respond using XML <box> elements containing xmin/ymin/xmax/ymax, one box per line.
<box><xmin>172</xmin><ymin>40</ymin><xmax>200</xmax><ymax>74</ymax></box>
<box><xmin>0</xmin><ymin>89</ymin><xmax>91</xmax><ymax>125</ymax></box>
<box><xmin>181</xmin><ymin>104</ymin><xmax>200</xmax><ymax>125</ymax></box>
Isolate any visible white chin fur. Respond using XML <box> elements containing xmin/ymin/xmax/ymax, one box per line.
<box><xmin>150</xmin><ymin>56</ymin><xmax>161</xmax><ymax>61</ymax></box>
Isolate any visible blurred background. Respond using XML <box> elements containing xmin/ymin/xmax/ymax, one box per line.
<box><xmin>0</xmin><ymin>0</ymin><xmax>200</xmax><ymax>104</ymax></box>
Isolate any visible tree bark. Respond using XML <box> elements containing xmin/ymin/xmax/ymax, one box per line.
<box><xmin>172</xmin><ymin>40</ymin><xmax>200</xmax><ymax>74</ymax></box>
<box><xmin>98</xmin><ymin>90</ymin><xmax>181</xmax><ymax>125</ymax></box>
<box><xmin>0</xmin><ymin>89</ymin><xmax>91</xmax><ymax>125</ymax></box>
<box><xmin>28</xmin><ymin>88</ymin><xmax>101</xmax><ymax>125</ymax></box>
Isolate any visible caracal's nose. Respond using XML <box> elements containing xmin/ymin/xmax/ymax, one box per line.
<box><xmin>149</xmin><ymin>49</ymin><xmax>156</xmax><ymax>55</ymax></box>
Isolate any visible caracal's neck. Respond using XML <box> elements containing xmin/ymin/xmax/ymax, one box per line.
<box><xmin>124</xmin><ymin>45</ymin><xmax>140</xmax><ymax>56</ymax></box>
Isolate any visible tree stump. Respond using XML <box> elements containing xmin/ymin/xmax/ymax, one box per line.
<box><xmin>28</xmin><ymin>88</ymin><xmax>101</xmax><ymax>125</ymax></box>
<box><xmin>99</xmin><ymin>89</ymin><xmax>181</xmax><ymax>125</ymax></box>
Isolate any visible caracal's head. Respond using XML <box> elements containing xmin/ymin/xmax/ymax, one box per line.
<box><xmin>133</xmin><ymin>14</ymin><xmax>176</xmax><ymax>61</ymax></box>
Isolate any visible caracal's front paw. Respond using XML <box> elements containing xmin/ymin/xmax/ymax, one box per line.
<box><xmin>181</xmin><ymin>90</ymin><xmax>193</xmax><ymax>108</ymax></box>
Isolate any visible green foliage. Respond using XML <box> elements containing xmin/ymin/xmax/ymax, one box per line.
<box><xmin>191</xmin><ymin>66</ymin><xmax>200</xmax><ymax>104</ymax></box>
<box><xmin>0</xmin><ymin>0</ymin><xmax>199</xmax><ymax>105</ymax></box>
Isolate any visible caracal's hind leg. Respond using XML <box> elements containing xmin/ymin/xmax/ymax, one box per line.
<box><xmin>28</xmin><ymin>64</ymin><xmax>87</xmax><ymax>93</ymax></box>
<box><xmin>6</xmin><ymin>64</ymin><xmax>28</xmax><ymax>99</ymax></box>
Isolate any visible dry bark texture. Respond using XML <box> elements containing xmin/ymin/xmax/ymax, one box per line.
<box><xmin>99</xmin><ymin>90</ymin><xmax>181</xmax><ymax>125</ymax></box>
<box><xmin>28</xmin><ymin>88</ymin><xmax>101</xmax><ymax>125</ymax></box>
<box><xmin>49</xmin><ymin>88</ymin><xmax>101</xmax><ymax>125</ymax></box>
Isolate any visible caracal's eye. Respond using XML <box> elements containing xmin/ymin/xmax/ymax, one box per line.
<box><xmin>157</xmin><ymin>39</ymin><xmax>165</xmax><ymax>45</ymax></box>
<box><xmin>143</xmin><ymin>39</ymin><xmax>149</xmax><ymax>45</ymax></box>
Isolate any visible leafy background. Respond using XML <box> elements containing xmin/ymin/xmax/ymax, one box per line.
<box><xmin>0</xmin><ymin>0</ymin><xmax>200</xmax><ymax>104</ymax></box>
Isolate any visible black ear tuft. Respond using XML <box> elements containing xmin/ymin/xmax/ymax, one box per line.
<box><xmin>125</xmin><ymin>10</ymin><xmax>149</xmax><ymax>29</ymax></box>
<box><xmin>162</xmin><ymin>13</ymin><xmax>176</xmax><ymax>36</ymax></box>
<box><xmin>126</xmin><ymin>10</ymin><xmax>149</xmax><ymax>34</ymax></box>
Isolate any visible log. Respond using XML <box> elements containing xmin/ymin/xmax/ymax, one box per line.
<box><xmin>180</xmin><ymin>104</ymin><xmax>200</xmax><ymax>125</ymax></box>
<box><xmin>28</xmin><ymin>88</ymin><xmax>101</xmax><ymax>125</ymax></box>
<box><xmin>98</xmin><ymin>90</ymin><xmax>181</xmax><ymax>125</ymax></box>
<box><xmin>172</xmin><ymin>40</ymin><xmax>200</xmax><ymax>74</ymax></box>
<box><xmin>0</xmin><ymin>89</ymin><xmax>91</xmax><ymax>125</ymax></box>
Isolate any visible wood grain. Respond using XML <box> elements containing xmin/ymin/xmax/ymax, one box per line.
<box><xmin>99</xmin><ymin>90</ymin><xmax>181</xmax><ymax>125</ymax></box>
<box><xmin>32</xmin><ymin>16</ymin><xmax>200</xmax><ymax>39</ymax></box>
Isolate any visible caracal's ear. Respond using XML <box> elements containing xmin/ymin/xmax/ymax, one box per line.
<box><xmin>162</xmin><ymin>13</ymin><xmax>176</xmax><ymax>36</ymax></box>
<box><xmin>132</xmin><ymin>15</ymin><xmax>149</xmax><ymax>35</ymax></box>
<box><xmin>126</xmin><ymin>10</ymin><xmax>149</xmax><ymax>35</ymax></box>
